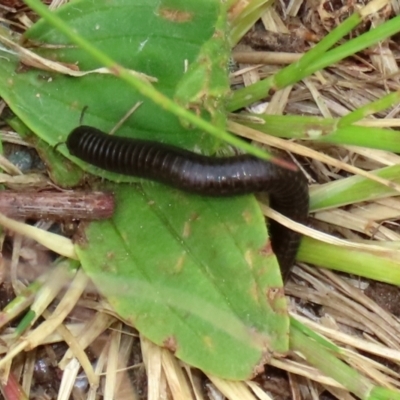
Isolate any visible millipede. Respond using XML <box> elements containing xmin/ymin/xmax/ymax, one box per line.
<box><xmin>66</xmin><ymin>125</ymin><xmax>309</xmax><ymax>278</ymax></box>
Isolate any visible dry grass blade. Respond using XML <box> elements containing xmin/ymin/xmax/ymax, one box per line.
<box><xmin>207</xmin><ymin>375</ymin><xmax>260</xmax><ymax>400</ymax></box>
<box><xmin>232</xmin><ymin>51</ymin><xmax>303</xmax><ymax>64</ymax></box>
<box><xmin>0</xmin><ymin>211</ymin><xmax>76</xmax><ymax>258</ymax></box>
<box><xmin>141</xmin><ymin>336</ymin><xmax>164</xmax><ymax>400</ymax></box>
<box><xmin>103</xmin><ymin>322</ymin><xmax>122</xmax><ymax>398</ymax></box>
<box><xmin>286</xmin><ymin>266</ymin><xmax>400</xmax><ymax>389</ymax></box>
<box><xmin>269</xmin><ymin>358</ymin><xmax>345</xmax><ymax>388</ymax></box>
<box><xmin>0</xmin><ymin>29</ymin><xmax>158</xmax><ymax>82</ymax></box>
<box><xmin>262</xmin><ymin>205</ymin><xmax>400</xmax><ymax>257</ymax></box>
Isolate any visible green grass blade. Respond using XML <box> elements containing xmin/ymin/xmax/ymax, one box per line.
<box><xmin>227</xmin><ymin>12</ymin><xmax>400</xmax><ymax>111</ymax></box>
<box><xmin>237</xmin><ymin>114</ymin><xmax>400</xmax><ymax>152</ymax></box>
<box><xmin>298</xmin><ymin>237</ymin><xmax>400</xmax><ymax>285</ymax></box>
<box><xmin>290</xmin><ymin>324</ymin><xmax>373</xmax><ymax>399</ymax></box>
<box><xmin>310</xmin><ymin>165</ymin><xmax>400</xmax><ymax>212</ymax></box>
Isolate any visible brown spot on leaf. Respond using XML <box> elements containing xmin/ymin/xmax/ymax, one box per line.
<box><xmin>252</xmin><ymin>351</ymin><xmax>271</xmax><ymax>378</ymax></box>
<box><xmin>69</xmin><ymin>100</ymin><xmax>80</xmax><ymax>111</ymax></box>
<box><xmin>251</xmin><ymin>345</ymin><xmax>289</xmax><ymax>380</ymax></box>
<box><xmin>259</xmin><ymin>240</ymin><xmax>273</xmax><ymax>256</ymax></box>
<box><xmin>101</xmin><ymin>260</ymin><xmax>117</xmax><ymax>274</ymax></box>
<box><xmin>182</xmin><ymin>212</ymin><xmax>200</xmax><ymax>238</ymax></box>
<box><xmin>240</xmin><ymin>330</ymin><xmax>276</xmax><ymax>378</ymax></box>
<box><xmin>244</xmin><ymin>250</ymin><xmax>253</xmax><ymax>267</ymax></box>
<box><xmin>182</xmin><ymin>221</ymin><xmax>191</xmax><ymax>238</ymax></box>
<box><xmin>163</xmin><ymin>336</ymin><xmax>178</xmax><ymax>353</ymax></box>
<box><xmin>158</xmin><ymin>7</ymin><xmax>193</xmax><ymax>22</ymax></box>
<box><xmin>266</xmin><ymin>287</ymin><xmax>285</xmax><ymax>311</ymax></box>
<box><xmin>174</xmin><ymin>254</ymin><xmax>185</xmax><ymax>273</ymax></box>
<box><xmin>190</xmin><ymin>212</ymin><xmax>200</xmax><ymax>222</ymax></box>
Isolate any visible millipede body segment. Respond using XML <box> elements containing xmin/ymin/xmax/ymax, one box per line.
<box><xmin>66</xmin><ymin>126</ymin><xmax>309</xmax><ymax>277</ymax></box>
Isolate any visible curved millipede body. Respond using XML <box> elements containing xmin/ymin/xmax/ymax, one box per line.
<box><xmin>66</xmin><ymin>126</ymin><xmax>309</xmax><ymax>278</ymax></box>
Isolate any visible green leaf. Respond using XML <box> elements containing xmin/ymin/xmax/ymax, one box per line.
<box><xmin>76</xmin><ymin>184</ymin><xmax>288</xmax><ymax>380</ymax></box>
<box><xmin>0</xmin><ymin>0</ymin><xmax>289</xmax><ymax>379</ymax></box>
<box><xmin>0</xmin><ymin>0</ymin><xmax>223</xmax><ymax>183</ymax></box>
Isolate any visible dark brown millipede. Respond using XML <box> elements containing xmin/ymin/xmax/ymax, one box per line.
<box><xmin>66</xmin><ymin>126</ymin><xmax>309</xmax><ymax>278</ymax></box>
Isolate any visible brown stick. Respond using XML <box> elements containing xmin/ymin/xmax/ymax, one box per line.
<box><xmin>0</xmin><ymin>191</ymin><xmax>115</xmax><ymax>220</ymax></box>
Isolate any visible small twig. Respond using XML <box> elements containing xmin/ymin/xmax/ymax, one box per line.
<box><xmin>0</xmin><ymin>191</ymin><xmax>115</xmax><ymax>220</ymax></box>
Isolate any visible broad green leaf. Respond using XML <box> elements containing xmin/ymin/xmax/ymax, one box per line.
<box><xmin>0</xmin><ymin>0</ymin><xmax>223</xmax><ymax>182</ymax></box>
<box><xmin>77</xmin><ymin>184</ymin><xmax>288</xmax><ymax>380</ymax></box>
<box><xmin>0</xmin><ymin>0</ymin><xmax>289</xmax><ymax>379</ymax></box>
